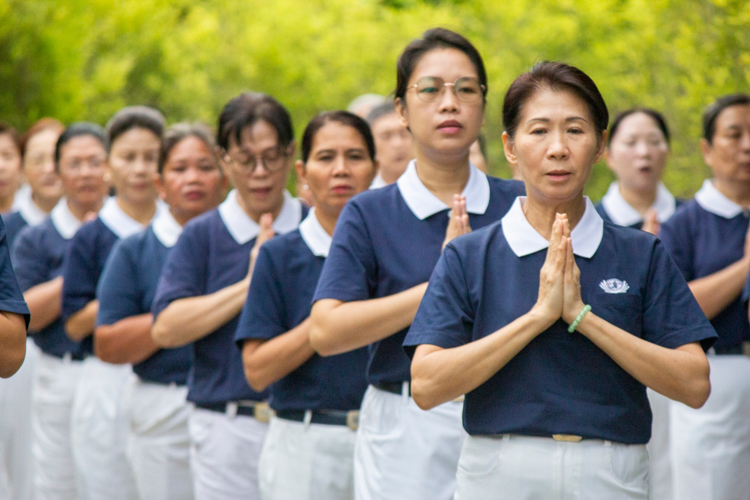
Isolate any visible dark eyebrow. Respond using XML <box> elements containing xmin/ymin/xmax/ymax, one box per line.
<box><xmin>526</xmin><ymin>116</ymin><xmax>589</xmax><ymax>124</ymax></box>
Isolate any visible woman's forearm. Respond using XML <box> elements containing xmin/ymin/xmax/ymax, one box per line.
<box><xmin>411</xmin><ymin>310</ymin><xmax>553</xmax><ymax>411</ymax></box>
<box><xmin>95</xmin><ymin>314</ymin><xmax>158</xmax><ymax>365</ymax></box>
<box><xmin>242</xmin><ymin>318</ymin><xmax>314</xmax><ymax>392</ymax></box>
<box><xmin>576</xmin><ymin>313</ymin><xmax>710</xmax><ymax>408</ymax></box>
<box><xmin>0</xmin><ymin>312</ymin><xmax>27</xmax><ymax>378</ymax></box>
<box><xmin>309</xmin><ymin>283</ymin><xmax>429</xmax><ymax>356</ymax></box>
<box><xmin>65</xmin><ymin>300</ymin><xmax>98</xmax><ymax>341</ymax></box>
<box><xmin>24</xmin><ymin>276</ymin><xmax>63</xmax><ymax>332</ymax></box>
<box><xmin>689</xmin><ymin>257</ymin><xmax>749</xmax><ymax>320</ymax></box>
<box><xmin>152</xmin><ymin>279</ymin><xmax>249</xmax><ymax>348</ymax></box>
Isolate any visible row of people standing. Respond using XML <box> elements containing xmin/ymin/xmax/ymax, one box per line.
<box><xmin>0</xmin><ymin>26</ymin><xmax>748</xmax><ymax>500</ymax></box>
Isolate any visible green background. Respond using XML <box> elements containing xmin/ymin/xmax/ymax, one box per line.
<box><xmin>1</xmin><ymin>0</ymin><xmax>749</xmax><ymax>199</ymax></box>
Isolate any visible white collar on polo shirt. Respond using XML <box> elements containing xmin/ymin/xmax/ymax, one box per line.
<box><xmin>396</xmin><ymin>159</ymin><xmax>490</xmax><ymax>220</ymax></box>
<box><xmin>218</xmin><ymin>189</ymin><xmax>303</xmax><ymax>245</ymax></box>
<box><xmin>502</xmin><ymin>197</ymin><xmax>604</xmax><ymax>258</ymax></box>
<box><xmin>14</xmin><ymin>190</ymin><xmax>48</xmax><ymax>226</ymax></box>
<box><xmin>99</xmin><ymin>197</ymin><xmax>163</xmax><ymax>239</ymax></box>
<box><xmin>695</xmin><ymin>179</ymin><xmax>749</xmax><ymax>219</ymax></box>
<box><xmin>151</xmin><ymin>209</ymin><xmax>182</xmax><ymax>248</ymax></box>
<box><xmin>370</xmin><ymin>173</ymin><xmax>388</xmax><ymax>190</ymax></box>
<box><xmin>50</xmin><ymin>199</ymin><xmax>83</xmax><ymax>240</ymax></box>
<box><xmin>601</xmin><ymin>181</ymin><xmax>677</xmax><ymax>226</ymax></box>
<box><xmin>299</xmin><ymin>207</ymin><xmax>332</xmax><ymax>258</ymax></box>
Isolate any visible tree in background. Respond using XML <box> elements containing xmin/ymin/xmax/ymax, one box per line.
<box><xmin>1</xmin><ymin>0</ymin><xmax>748</xmax><ymax>198</ymax></box>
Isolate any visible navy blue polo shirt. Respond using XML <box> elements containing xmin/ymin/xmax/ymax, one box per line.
<box><xmin>313</xmin><ymin>161</ymin><xmax>525</xmax><ymax>385</ymax></box>
<box><xmin>97</xmin><ymin>210</ymin><xmax>192</xmax><ymax>385</ymax></box>
<box><xmin>4</xmin><ymin>212</ymin><xmax>30</xmax><ymax>250</ymax></box>
<box><xmin>62</xmin><ymin>197</ymin><xmax>156</xmax><ymax>352</ymax></box>
<box><xmin>0</xmin><ymin>217</ymin><xmax>30</xmax><ymax>327</ymax></box>
<box><xmin>405</xmin><ymin>197</ymin><xmax>716</xmax><ymax>444</ymax></box>
<box><xmin>234</xmin><ymin>208</ymin><xmax>368</xmax><ymax>412</ymax></box>
<box><xmin>152</xmin><ymin>190</ymin><xmax>307</xmax><ymax>405</ymax></box>
<box><xmin>12</xmin><ymin>201</ymin><xmax>83</xmax><ymax>355</ymax></box>
<box><xmin>660</xmin><ymin>180</ymin><xmax>750</xmax><ymax>351</ymax></box>
<box><xmin>4</xmin><ymin>195</ymin><xmax>49</xmax><ymax>250</ymax></box>
<box><xmin>595</xmin><ymin>181</ymin><xmax>683</xmax><ymax>230</ymax></box>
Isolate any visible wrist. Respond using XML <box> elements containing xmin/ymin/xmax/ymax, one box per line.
<box><xmin>528</xmin><ymin>304</ymin><xmax>559</xmax><ymax>330</ymax></box>
<box><xmin>562</xmin><ymin>300</ymin><xmax>586</xmax><ymax>324</ymax></box>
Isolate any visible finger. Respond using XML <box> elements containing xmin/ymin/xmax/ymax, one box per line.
<box><xmin>561</xmin><ymin>215</ymin><xmax>570</xmax><ymax>240</ymax></box>
<box><xmin>564</xmin><ymin>237</ymin><xmax>574</xmax><ymax>279</ymax></box>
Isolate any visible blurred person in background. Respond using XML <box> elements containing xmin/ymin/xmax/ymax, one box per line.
<box><xmin>347</xmin><ymin>93</ymin><xmax>386</xmax><ymax>120</ymax></box>
<box><xmin>367</xmin><ymin>101</ymin><xmax>413</xmax><ymax>188</ymax></box>
<box><xmin>0</xmin><ymin>124</ymin><xmax>23</xmax><ymax>215</ymax></box>
<box><xmin>12</xmin><ymin>122</ymin><xmax>109</xmax><ymax>500</ymax></box>
<box><xmin>469</xmin><ymin>135</ymin><xmax>489</xmax><ymax>173</ymax></box>
<box><xmin>95</xmin><ymin>123</ymin><xmax>226</xmax><ymax>500</ymax></box>
<box><xmin>63</xmin><ymin>106</ymin><xmax>165</xmax><ymax>500</ymax></box>
<box><xmin>660</xmin><ymin>93</ymin><xmax>750</xmax><ymax>500</ymax></box>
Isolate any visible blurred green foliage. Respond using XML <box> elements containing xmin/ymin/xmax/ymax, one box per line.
<box><xmin>1</xmin><ymin>0</ymin><xmax>748</xmax><ymax>198</ymax></box>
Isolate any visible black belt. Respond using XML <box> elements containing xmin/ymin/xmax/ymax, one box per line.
<box><xmin>714</xmin><ymin>346</ymin><xmax>744</xmax><ymax>355</ymax></box>
<box><xmin>275</xmin><ymin>409</ymin><xmax>359</xmax><ymax>431</ymax></box>
<box><xmin>195</xmin><ymin>401</ymin><xmax>271</xmax><ymax>422</ymax></box>
<box><xmin>374</xmin><ymin>381</ymin><xmax>410</xmax><ymax>396</ymax></box>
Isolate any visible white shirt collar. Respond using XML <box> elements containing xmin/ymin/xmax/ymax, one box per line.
<box><xmin>298</xmin><ymin>207</ymin><xmax>332</xmax><ymax>258</ymax></box>
<box><xmin>218</xmin><ymin>189</ymin><xmax>303</xmax><ymax>245</ymax></box>
<box><xmin>13</xmin><ymin>190</ymin><xmax>48</xmax><ymax>226</ymax></box>
<box><xmin>396</xmin><ymin>159</ymin><xmax>490</xmax><ymax>220</ymax></box>
<box><xmin>695</xmin><ymin>179</ymin><xmax>749</xmax><ymax>219</ymax></box>
<box><xmin>50</xmin><ymin>199</ymin><xmax>83</xmax><ymax>240</ymax></box>
<box><xmin>151</xmin><ymin>209</ymin><xmax>183</xmax><ymax>248</ymax></box>
<box><xmin>601</xmin><ymin>181</ymin><xmax>677</xmax><ymax>226</ymax></box>
<box><xmin>98</xmin><ymin>197</ymin><xmax>164</xmax><ymax>239</ymax></box>
<box><xmin>369</xmin><ymin>174</ymin><xmax>388</xmax><ymax>190</ymax></box>
<box><xmin>502</xmin><ymin>197</ymin><xmax>604</xmax><ymax>259</ymax></box>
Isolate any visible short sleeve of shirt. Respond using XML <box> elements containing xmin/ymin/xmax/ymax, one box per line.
<box><xmin>12</xmin><ymin>226</ymin><xmax>50</xmax><ymax>292</ymax></box>
<box><xmin>152</xmin><ymin>224</ymin><xmax>207</xmax><ymax>319</ymax></box>
<box><xmin>642</xmin><ymin>240</ymin><xmax>716</xmax><ymax>350</ymax></box>
<box><xmin>234</xmin><ymin>245</ymin><xmax>286</xmax><ymax>347</ymax></box>
<box><xmin>313</xmin><ymin>202</ymin><xmax>376</xmax><ymax>304</ymax></box>
<box><xmin>658</xmin><ymin>215</ymin><xmax>695</xmax><ymax>281</ymax></box>
<box><xmin>404</xmin><ymin>245</ymin><xmax>474</xmax><ymax>357</ymax></box>
<box><xmin>97</xmin><ymin>238</ymin><xmax>141</xmax><ymax>327</ymax></box>
<box><xmin>0</xmin><ymin>221</ymin><xmax>30</xmax><ymax>325</ymax></box>
<box><xmin>61</xmin><ymin>229</ymin><xmax>98</xmax><ymax>321</ymax></box>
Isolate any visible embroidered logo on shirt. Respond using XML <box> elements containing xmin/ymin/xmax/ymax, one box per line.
<box><xmin>599</xmin><ymin>279</ymin><xmax>630</xmax><ymax>294</ymax></box>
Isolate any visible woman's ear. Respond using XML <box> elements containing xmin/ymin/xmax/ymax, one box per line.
<box><xmin>594</xmin><ymin>130</ymin><xmax>608</xmax><ymax>164</ymax></box>
<box><xmin>395</xmin><ymin>98</ymin><xmax>409</xmax><ymax>129</ymax></box>
<box><xmin>295</xmin><ymin>159</ymin><xmax>307</xmax><ymax>187</ymax></box>
<box><xmin>502</xmin><ymin>131</ymin><xmax>517</xmax><ymax>165</ymax></box>
<box><xmin>152</xmin><ymin>172</ymin><xmax>167</xmax><ymax>202</ymax></box>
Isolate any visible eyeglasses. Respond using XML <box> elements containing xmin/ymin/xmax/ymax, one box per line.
<box><xmin>409</xmin><ymin>76</ymin><xmax>486</xmax><ymax>103</ymax></box>
<box><xmin>61</xmin><ymin>155</ymin><xmax>107</xmax><ymax>171</ymax></box>
<box><xmin>227</xmin><ymin>145</ymin><xmax>291</xmax><ymax>174</ymax></box>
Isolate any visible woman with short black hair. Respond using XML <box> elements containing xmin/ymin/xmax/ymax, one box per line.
<box><xmin>406</xmin><ymin>61</ymin><xmax>715</xmax><ymax>499</ymax></box>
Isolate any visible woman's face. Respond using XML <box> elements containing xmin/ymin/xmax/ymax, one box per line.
<box><xmin>225</xmin><ymin>120</ymin><xmax>292</xmax><ymax>220</ymax></box>
<box><xmin>296</xmin><ymin>122</ymin><xmax>377</xmax><ymax>216</ymax></box>
<box><xmin>503</xmin><ymin>88</ymin><xmax>605</xmax><ymax>204</ymax></box>
<box><xmin>58</xmin><ymin>135</ymin><xmax>109</xmax><ymax>208</ymax></box>
<box><xmin>0</xmin><ymin>133</ymin><xmax>22</xmax><ymax>202</ymax></box>
<box><xmin>156</xmin><ymin>136</ymin><xmax>227</xmax><ymax>224</ymax></box>
<box><xmin>23</xmin><ymin>128</ymin><xmax>62</xmax><ymax>202</ymax></box>
<box><xmin>108</xmin><ymin>127</ymin><xmax>161</xmax><ymax>206</ymax></box>
<box><xmin>702</xmin><ymin>104</ymin><xmax>750</xmax><ymax>185</ymax></box>
<box><xmin>606</xmin><ymin>112</ymin><xmax>669</xmax><ymax>193</ymax></box>
<box><xmin>396</xmin><ymin>48</ymin><xmax>484</xmax><ymax>160</ymax></box>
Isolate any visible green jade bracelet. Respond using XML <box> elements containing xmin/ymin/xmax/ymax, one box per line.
<box><xmin>567</xmin><ymin>304</ymin><xmax>592</xmax><ymax>333</ymax></box>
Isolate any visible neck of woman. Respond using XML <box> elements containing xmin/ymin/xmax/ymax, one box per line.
<box><xmin>414</xmin><ymin>145</ymin><xmax>472</xmax><ymax>207</ymax></box>
<box><xmin>618</xmin><ymin>182</ymin><xmax>657</xmax><ymax>215</ymax></box>
<box><xmin>314</xmin><ymin>203</ymin><xmax>342</xmax><ymax>237</ymax></box>
<box><xmin>67</xmin><ymin>198</ymin><xmax>104</xmax><ymax>222</ymax></box>
<box><xmin>116</xmin><ymin>196</ymin><xmax>157</xmax><ymax>225</ymax></box>
<box><xmin>31</xmin><ymin>191</ymin><xmax>60</xmax><ymax>214</ymax></box>
<box><xmin>236</xmin><ymin>192</ymin><xmax>284</xmax><ymax>224</ymax></box>
<box><xmin>0</xmin><ymin>194</ymin><xmax>13</xmax><ymax>213</ymax></box>
<box><xmin>713</xmin><ymin>177</ymin><xmax>750</xmax><ymax>208</ymax></box>
<box><xmin>523</xmin><ymin>191</ymin><xmax>587</xmax><ymax>241</ymax></box>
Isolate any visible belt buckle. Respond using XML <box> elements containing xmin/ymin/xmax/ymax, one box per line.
<box><xmin>346</xmin><ymin>410</ymin><xmax>359</xmax><ymax>431</ymax></box>
<box><xmin>552</xmin><ymin>434</ymin><xmax>583</xmax><ymax>442</ymax></box>
<box><xmin>453</xmin><ymin>395</ymin><xmax>465</xmax><ymax>403</ymax></box>
<box><xmin>253</xmin><ymin>402</ymin><xmax>271</xmax><ymax>424</ymax></box>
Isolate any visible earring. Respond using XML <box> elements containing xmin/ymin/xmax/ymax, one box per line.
<box><xmin>303</xmin><ymin>184</ymin><xmax>309</xmax><ymax>190</ymax></box>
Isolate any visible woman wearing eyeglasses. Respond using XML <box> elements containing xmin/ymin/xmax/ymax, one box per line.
<box><xmin>151</xmin><ymin>92</ymin><xmax>307</xmax><ymax>500</ymax></box>
<box><xmin>309</xmin><ymin>28</ymin><xmax>524</xmax><ymax>500</ymax></box>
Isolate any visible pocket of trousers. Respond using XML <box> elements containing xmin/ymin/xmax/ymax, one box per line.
<box><xmin>608</xmin><ymin>443</ymin><xmax>649</xmax><ymax>488</ymax></box>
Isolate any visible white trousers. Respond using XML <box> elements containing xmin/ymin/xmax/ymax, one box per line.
<box><xmin>354</xmin><ymin>385</ymin><xmax>466</xmax><ymax>500</ymax></box>
<box><xmin>455</xmin><ymin>434</ymin><xmax>649</xmax><ymax>500</ymax></box>
<box><xmin>0</xmin><ymin>339</ymin><xmax>37</xmax><ymax>500</ymax></box>
<box><xmin>259</xmin><ymin>415</ymin><xmax>356</xmax><ymax>500</ymax></box>
<box><xmin>189</xmin><ymin>407</ymin><xmax>268</xmax><ymax>500</ymax></box>
<box><xmin>671</xmin><ymin>355</ymin><xmax>750</xmax><ymax>500</ymax></box>
<box><xmin>31</xmin><ymin>350</ymin><xmax>82</xmax><ymax>500</ymax></box>
<box><xmin>647</xmin><ymin>388</ymin><xmax>673</xmax><ymax>500</ymax></box>
<box><xmin>124</xmin><ymin>377</ymin><xmax>193</xmax><ymax>500</ymax></box>
<box><xmin>71</xmin><ymin>357</ymin><xmax>137</xmax><ymax>500</ymax></box>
